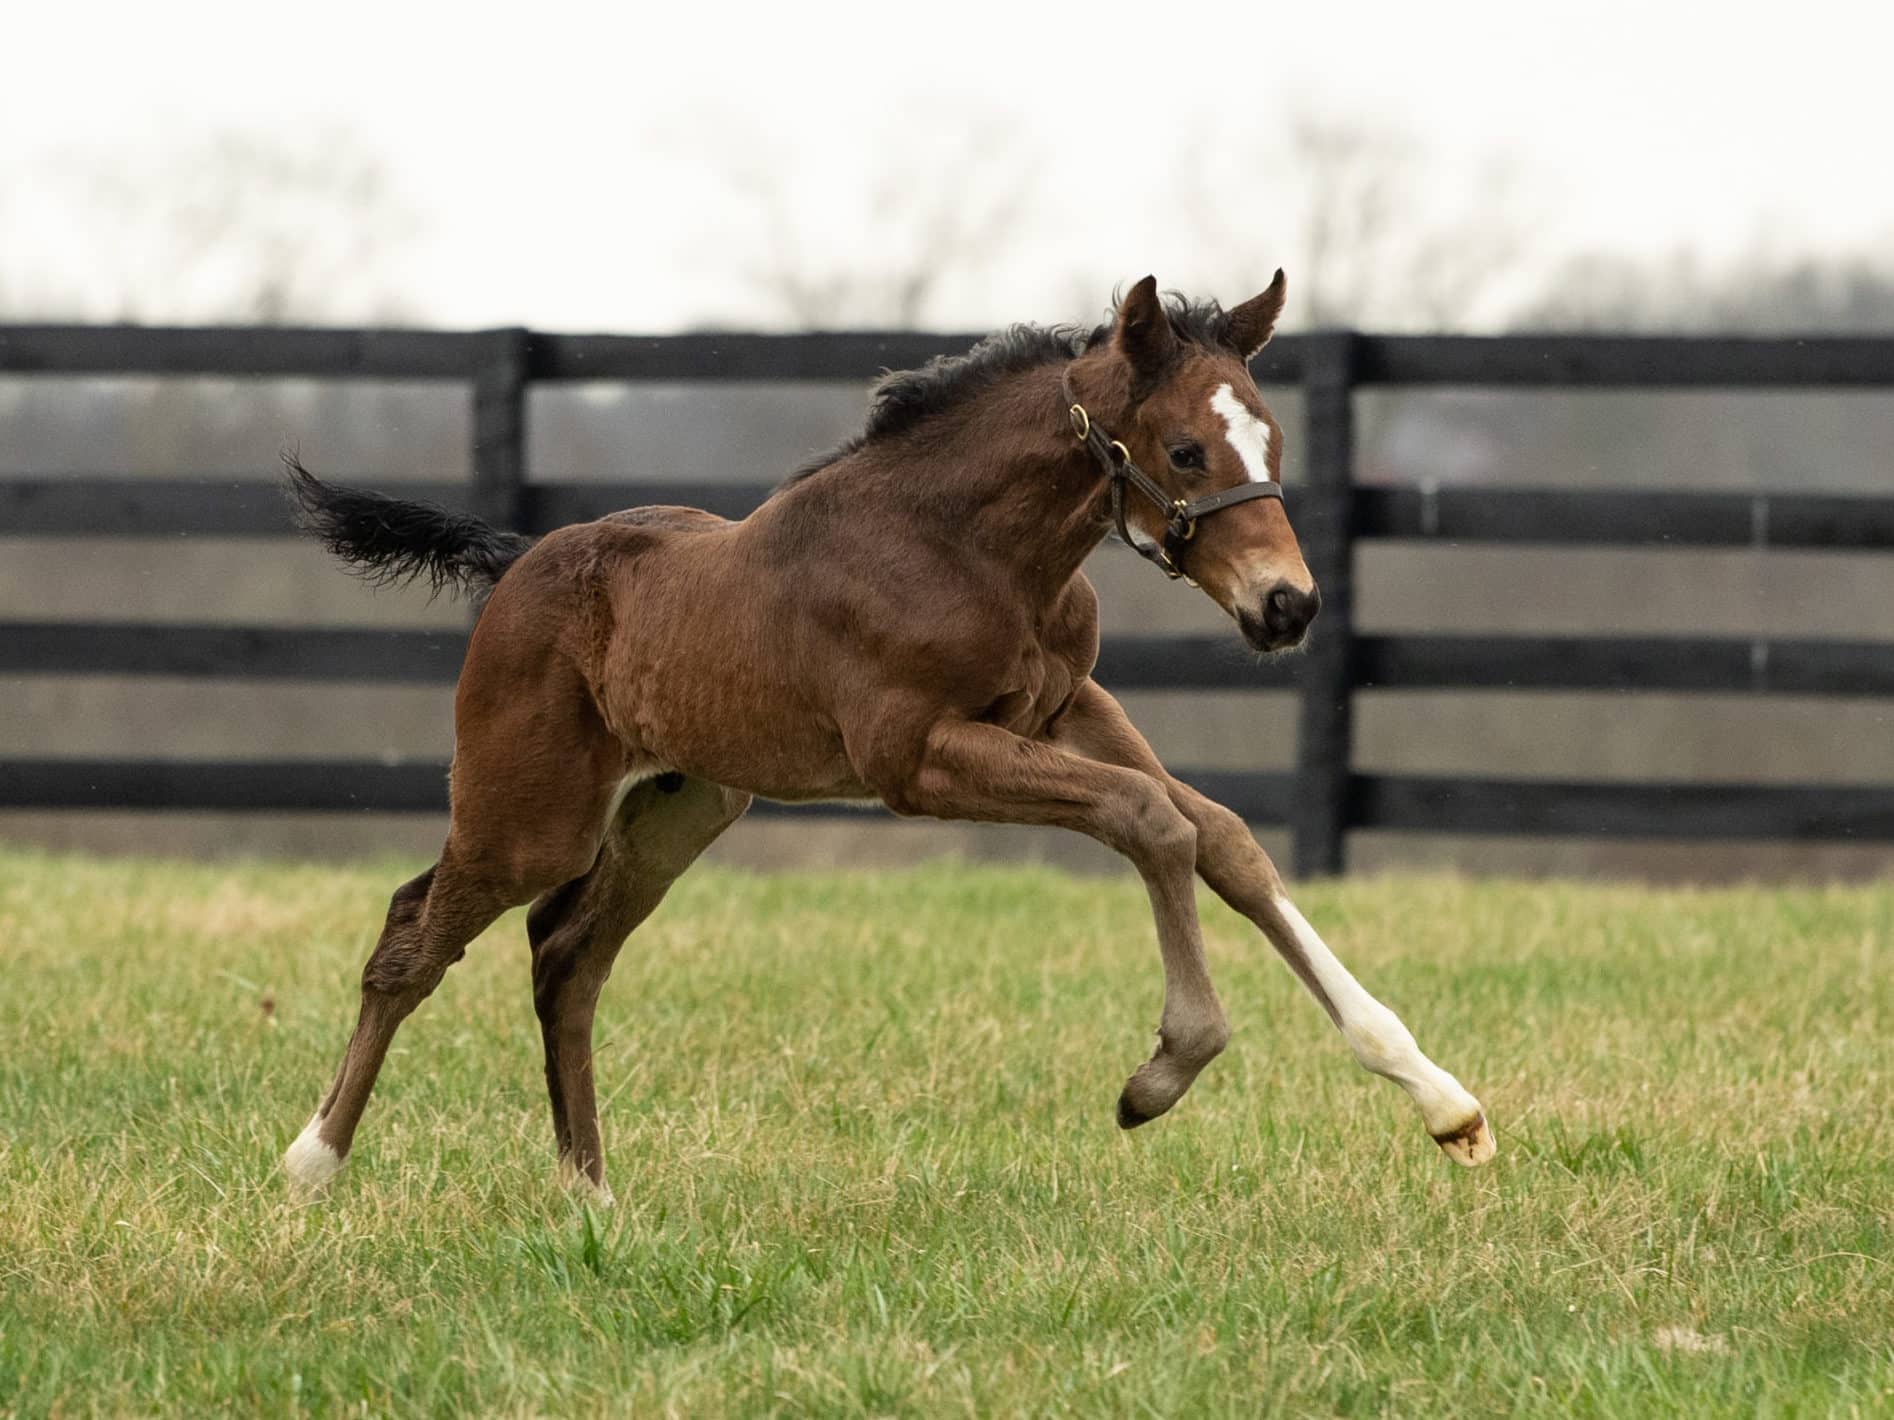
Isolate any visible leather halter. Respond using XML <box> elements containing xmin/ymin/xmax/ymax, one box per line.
<box><xmin>1060</xmin><ymin>369</ymin><xmax>1284</xmax><ymax>582</ymax></box>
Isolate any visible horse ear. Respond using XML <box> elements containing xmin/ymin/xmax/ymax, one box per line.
<box><xmin>1113</xmin><ymin>275</ymin><xmax>1176</xmax><ymax>376</ymax></box>
<box><xmin>1225</xmin><ymin>269</ymin><xmax>1288</xmax><ymax>360</ymax></box>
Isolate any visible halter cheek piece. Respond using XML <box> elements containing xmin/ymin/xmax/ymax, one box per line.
<box><xmin>1060</xmin><ymin>369</ymin><xmax>1284</xmax><ymax>583</ymax></box>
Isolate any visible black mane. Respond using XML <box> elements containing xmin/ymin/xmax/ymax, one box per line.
<box><xmin>780</xmin><ymin>293</ymin><xmax>1239</xmax><ymax>487</ymax></box>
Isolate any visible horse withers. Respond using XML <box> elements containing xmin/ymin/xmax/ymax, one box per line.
<box><xmin>281</xmin><ymin>273</ymin><xmax>1494</xmax><ymax>1203</ymax></box>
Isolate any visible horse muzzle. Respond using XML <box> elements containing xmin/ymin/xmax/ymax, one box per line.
<box><xmin>1238</xmin><ymin>582</ymin><xmax>1321</xmax><ymax>653</ymax></box>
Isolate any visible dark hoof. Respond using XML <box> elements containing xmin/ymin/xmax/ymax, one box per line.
<box><xmin>1116</xmin><ymin>1091</ymin><xmax>1156</xmax><ymax>1130</ymax></box>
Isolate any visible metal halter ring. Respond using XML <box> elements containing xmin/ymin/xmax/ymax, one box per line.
<box><xmin>1108</xmin><ymin>440</ymin><xmax>1132</xmax><ymax>466</ymax></box>
<box><xmin>1068</xmin><ymin>404</ymin><xmax>1090</xmax><ymax>440</ymax></box>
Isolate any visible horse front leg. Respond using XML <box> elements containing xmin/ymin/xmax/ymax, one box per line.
<box><xmin>1049</xmin><ymin>682</ymin><xmax>1495</xmax><ymax>1166</ymax></box>
<box><xmin>879</xmin><ymin>717</ymin><xmax>1229</xmax><ymax>1126</ymax></box>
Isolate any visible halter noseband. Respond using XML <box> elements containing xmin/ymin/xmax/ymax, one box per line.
<box><xmin>1060</xmin><ymin>369</ymin><xmax>1284</xmax><ymax>583</ymax></box>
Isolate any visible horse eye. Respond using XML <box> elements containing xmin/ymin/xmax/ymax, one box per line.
<box><xmin>1169</xmin><ymin>443</ymin><xmax>1205</xmax><ymax>471</ymax></box>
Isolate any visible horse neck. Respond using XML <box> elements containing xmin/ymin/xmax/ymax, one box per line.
<box><xmin>896</xmin><ymin>362</ymin><xmax>1114</xmax><ymax>597</ymax></box>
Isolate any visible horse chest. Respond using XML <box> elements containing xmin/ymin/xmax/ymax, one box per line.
<box><xmin>982</xmin><ymin>645</ymin><xmax>1080</xmax><ymax>737</ymax></box>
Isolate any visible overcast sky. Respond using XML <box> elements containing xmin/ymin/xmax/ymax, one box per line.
<box><xmin>5</xmin><ymin>0</ymin><xmax>1892</xmax><ymax>330</ymax></box>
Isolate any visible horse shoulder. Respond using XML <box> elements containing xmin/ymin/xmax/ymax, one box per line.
<box><xmin>1043</xmin><ymin>572</ymin><xmax>1101</xmax><ymax>681</ymax></box>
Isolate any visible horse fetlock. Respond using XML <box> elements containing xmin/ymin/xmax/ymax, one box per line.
<box><xmin>1160</xmin><ymin>1013</ymin><xmax>1231</xmax><ymax>1069</ymax></box>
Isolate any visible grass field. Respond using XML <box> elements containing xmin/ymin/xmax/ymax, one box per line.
<box><xmin>1</xmin><ymin>846</ymin><xmax>1890</xmax><ymax>1417</ymax></box>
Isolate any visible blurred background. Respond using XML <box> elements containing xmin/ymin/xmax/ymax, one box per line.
<box><xmin>3</xmin><ymin>1</ymin><xmax>1891</xmax><ymax>879</ymax></box>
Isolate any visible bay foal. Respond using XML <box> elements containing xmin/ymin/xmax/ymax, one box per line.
<box><xmin>283</xmin><ymin>275</ymin><xmax>1494</xmax><ymax>1202</ymax></box>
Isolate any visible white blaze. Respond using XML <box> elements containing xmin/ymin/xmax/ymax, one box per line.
<box><xmin>1210</xmin><ymin>383</ymin><xmax>1274</xmax><ymax>483</ymax></box>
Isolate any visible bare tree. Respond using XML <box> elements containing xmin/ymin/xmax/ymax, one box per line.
<box><xmin>1514</xmin><ymin>247</ymin><xmax>1894</xmax><ymax>333</ymax></box>
<box><xmin>1180</xmin><ymin>113</ymin><xmax>1535</xmax><ymax>331</ymax></box>
<box><xmin>680</xmin><ymin>113</ymin><xmax>1039</xmax><ymax>329</ymax></box>
<box><xmin>10</xmin><ymin>128</ymin><xmax>419</xmax><ymax>324</ymax></box>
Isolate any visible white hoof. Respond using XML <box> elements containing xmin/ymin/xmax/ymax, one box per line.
<box><xmin>557</xmin><ymin>1157</ymin><xmax>615</xmax><ymax>1208</ymax></box>
<box><xmin>284</xmin><ymin>1114</ymin><xmax>345</xmax><ymax>1195</ymax></box>
<box><xmin>1432</xmin><ymin>1112</ymin><xmax>1497</xmax><ymax>1167</ymax></box>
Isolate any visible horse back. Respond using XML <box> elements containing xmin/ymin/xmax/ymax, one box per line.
<box><xmin>596</xmin><ymin>505</ymin><xmax>731</xmax><ymax>535</ymax></box>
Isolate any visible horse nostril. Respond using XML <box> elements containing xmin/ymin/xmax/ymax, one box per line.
<box><xmin>1261</xmin><ymin>584</ymin><xmax>1319</xmax><ymax>639</ymax></box>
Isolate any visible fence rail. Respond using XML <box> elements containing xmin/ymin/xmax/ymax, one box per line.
<box><xmin>5</xmin><ymin>324</ymin><xmax>1893</xmax><ymax>874</ymax></box>
<box><xmin>13</xmin><ymin>324</ymin><xmax>1894</xmax><ymax>386</ymax></box>
<box><xmin>10</xmin><ymin>624</ymin><xmax>1892</xmax><ymax>697</ymax></box>
<box><xmin>11</xmin><ymin>477</ymin><xmax>1894</xmax><ymax>551</ymax></box>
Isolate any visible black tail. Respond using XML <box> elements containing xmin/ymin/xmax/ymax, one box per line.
<box><xmin>282</xmin><ymin>455</ymin><xmax>535</xmax><ymax>600</ymax></box>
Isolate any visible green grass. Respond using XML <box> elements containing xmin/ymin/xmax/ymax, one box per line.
<box><xmin>1</xmin><ymin>846</ymin><xmax>1891</xmax><ymax>1417</ymax></box>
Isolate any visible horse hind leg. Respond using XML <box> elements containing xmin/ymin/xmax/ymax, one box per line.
<box><xmin>284</xmin><ymin>856</ymin><xmax>521</xmax><ymax>1193</ymax></box>
<box><xmin>284</xmin><ymin>639</ymin><xmax>631</xmax><ymax>1196</ymax></box>
<box><xmin>525</xmin><ymin>773</ymin><xmax>751</xmax><ymax>1205</ymax></box>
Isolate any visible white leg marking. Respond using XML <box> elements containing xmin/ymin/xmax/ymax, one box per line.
<box><xmin>1210</xmin><ymin>383</ymin><xmax>1275</xmax><ymax>482</ymax></box>
<box><xmin>1272</xmin><ymin>897</ymin><xmax>1495</xmax><ymax>1166</ymax></box>
<box><xmin>558</xmin><ymin>1155</ymin><xmax>616</xmax><ymax>1208</ymax></box>
<box><xmin>283</xmin><ymin>1113</ymin><xmax>345</xmax><ymax>1194</ymax></box>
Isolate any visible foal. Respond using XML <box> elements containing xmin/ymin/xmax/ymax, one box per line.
<box><xmin>283</xmin><ymin>274</ymin><xmax>1494</xmax><ymax>1201</ymax></box>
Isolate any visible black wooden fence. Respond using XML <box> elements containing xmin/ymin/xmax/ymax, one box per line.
<box><xmin>4</xmin><ymin>324</ymin><xmax>1893</xmax><ymax>876</ymax></box>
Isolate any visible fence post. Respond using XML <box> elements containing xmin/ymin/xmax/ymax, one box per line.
<box><xmin>1290</xmin><ymin>331</ymin><xmax>1360</xmax><ymax>878</ymax></box>
<box><xmin>471</xmin><ymin>327</ymin><xmax>530</xmax><ymax>532</ymax></box>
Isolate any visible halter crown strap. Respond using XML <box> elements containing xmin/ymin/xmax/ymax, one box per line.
<box><xmin>1060</xmin><ymin>370</ymin><xmax>1283</xmax><ymax>581</ymax></box>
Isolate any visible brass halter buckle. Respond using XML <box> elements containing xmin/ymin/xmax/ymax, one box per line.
<box><xmin>1068</xmin><ymin>403</ymin><xmax>1090</xmax><ymax>441</ymax></box>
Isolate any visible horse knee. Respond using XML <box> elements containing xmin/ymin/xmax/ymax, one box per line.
<box><xmin>355</xmin><ymin>868</ymin><xmax>444</xmax><ymax>998</ymax></box>
<box><xmin>360</xmin><ymin>939</ymin><xmax>450</xmax><ymax>1003</ymax></box>
<box><xmin>1119</xmin><ymin>786</ymin><xmax>1196</xmax><ymax>872</ymax></box>
<box><xmin>359</xmin><ymin>856</ymin><xmax>515</xmax><ymax>1003</ymax></box>
<box><xmin>1193</xmin><ymin>800</ymin><xmax>1250</xmax><ymax>858</ymax></box>
<box><xmin>380</xmin><ymin>866</ymin><xmax>436</xmax><ymax>930</ymax></box>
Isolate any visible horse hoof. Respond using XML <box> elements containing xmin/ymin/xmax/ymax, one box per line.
<box><xmin>1116</xmin><ymin>1090</ymin><xmax>1159</xmax><ymax>1130</ymax></box>
<box><xmin>1432</xmin><ymin>1112</ymin><xmax>1496</xmax><ymax>1167</ymax></box>
<box><xmin>558</xmin><ymin>1158</ymin><xmax>616</xmax><ymax>1207</ymax></box>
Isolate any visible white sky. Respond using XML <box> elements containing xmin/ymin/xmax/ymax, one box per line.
<box><xmin>4</xmin><ymin>0</ymin><xmax>1892</xmax><ymax>330</ymax></box>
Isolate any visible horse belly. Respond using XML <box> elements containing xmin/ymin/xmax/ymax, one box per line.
<box><xmin>668</xmin><ymin>715</ymin><xmax>874</xmax><ymax>804</ymax></box>
<box><xmin>596</xmin><ymin>609</ymin><xmax>867</xmax><ymax>803</ymax></box>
